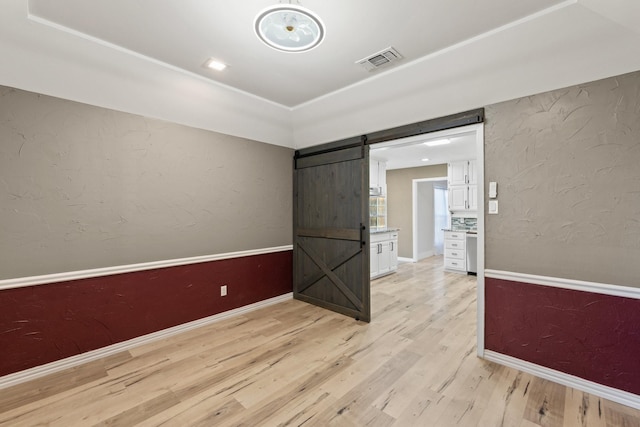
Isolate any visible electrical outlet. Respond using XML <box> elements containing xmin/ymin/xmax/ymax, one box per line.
<box><xmin>220</xmin><ymin>285</ymin><xmax>227</xmax><ymax>296</ymax></box>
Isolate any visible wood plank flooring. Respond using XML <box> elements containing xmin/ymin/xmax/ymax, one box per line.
<box><xmin>1</xmin><ymin>256</ymin><xmax>639</xmax><ymax>426</ymax></box>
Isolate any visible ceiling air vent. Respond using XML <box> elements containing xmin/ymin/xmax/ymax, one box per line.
<box><xmin>356</xmin><ymin>47</ymin><xmax>403</xmax><ymax>72</ymax></box>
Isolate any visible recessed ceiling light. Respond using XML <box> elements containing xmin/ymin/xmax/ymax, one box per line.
<box><xmin>421</xmin><ymin>158</ymin><xmax>430</xmax><ymax>162</ymax></box>
<box><xmin>424</xmin><ymin>138</ymin><xmax>450</xmax><ymax>147</ymax></box>
<box><xmin>204</xmin><ymin>58</ymin><xmax>228</xmax><ymax>71</ymax></box>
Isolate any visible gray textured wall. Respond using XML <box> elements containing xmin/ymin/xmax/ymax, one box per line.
<box><xmin>0</xmin><ymin>86</ymin><xmax>293</xmax><ymax>279</ymax></box>
<box><xmin>485</xmin><ymin>71</ymin><xmax>640</xmax><ymax>287</ymax></box>
<box><xmin>387</xmin><ymin>164</ymin><xmax>448</xmax><ymax>258</ymax></box>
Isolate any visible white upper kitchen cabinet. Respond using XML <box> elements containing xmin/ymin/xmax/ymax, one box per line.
<box><xmin>449</xmin><ymin>186</ymin><xmax>468</xmax><ymax>211</ymax></box>
<box><xmin>448</xmin><ymin>159</ymin><xmax>477</xmax><ymax>213</ymax></box>
<box><xmin>369</xmin><ymin>161</ymin><xmax>378</xmax><ymax>190</ymax></box>
<box><xmin>468</xmin><ymin>159</ymin><xmax>477</xmax><ymax>185</ymax></box>
<box><xmin>370</xmin><ymin>159</ymin><xmax>387</xmax><ymax>195</ymax></box>
<box><xmin>468</xmin><ymin>184</ymin><xmax>478</xmax><ymax>210</ymax></box>
<box><xmin>448</xmin><ymin>161</ymin><xmax>468</xmax><ymax>186</ymax></box>
<box><xmin>378</xmin><ymin>162</ymin><xmax>387</xmax><ymax>194</ymax></box>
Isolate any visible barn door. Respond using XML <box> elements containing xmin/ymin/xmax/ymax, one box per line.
<box><xmin>293</xmin><ymin>136</ymin><xmax>370</xmax><ymax>322</ymax></box>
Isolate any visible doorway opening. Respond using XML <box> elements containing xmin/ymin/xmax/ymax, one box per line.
<box><xmin>293</xmin><ymin>109</ymin><xmax>484</xmax><ymax>348</ymax></box>
<box><xmin>433</xmin><ymin>183</ymin><xmax>449</xmax><ymax>255</ymax></box>
<box><xmin>368</xmin><ymin>122</ymin><xmax>485</xmax><ymax>356</ymax></box>
<box><xmin>412</xmin><ymin>178</ymin><xmax>448</xmax><ymax>262</ymax></box>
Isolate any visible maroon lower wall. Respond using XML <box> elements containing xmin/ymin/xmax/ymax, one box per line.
<box><xmin>485</xmin><ymin>277</ymin><xmax>640</xmax><ymax>395</ymax></box>
<box><xmin>0</xmin><ymin>250</ymin><xmax>292</xmax><ymax>377</ymax></box>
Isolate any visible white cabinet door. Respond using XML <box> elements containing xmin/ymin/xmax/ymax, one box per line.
<box><xmin>468</xmin><ymin>185</ymin><xmax>478</xmax><ymax>210</ymax></box>
<box><xmin>369</xmin><ymin>159</ymin><xmax>387</xmax><ymax>195</ymax></box>
<box><xmin>378</xmin><ymin>161</ymin><xmax>387</xmax><ymax>195</ymax></box>
<box><xmin>370</xmin><ymin>160</ymin><xmax>387</xmax><ymax>195</ymax></box>
<box><xmin>378</xmin><ymin>241</ymin><xmax>391</xmax><ymax>274</ymax></box>
<box><xmin>369</xmin><ymin>161</ymin><xmax>379</xmax><ymax>191</ymax></box>
<box><xmin>389</xmin><ymin>239</ymin><xmax>398</xmax><ymax>271</ymax></box>
<box><xmin>468</xmin><ymin>159</ymin><xmax>478</xmax><ymax>185</ymax></box>
<box><xmin>449</xmin><ymin>186</ymin><xmax>468</xmax><ymax>211</ymax></box>
<box><xmin>448</xmin><ymin>161</ymin><xmax>468</xmax><ymax>185</ymax></box>
<box><xmin>370</xmin><ymin>243</ymin><xmax>379</xmax><ymax>276</ymax></box>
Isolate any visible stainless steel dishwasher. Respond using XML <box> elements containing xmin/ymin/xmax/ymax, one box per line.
<box><xmin>466</xmin><ymin>232</ymin><xmax>477</xmax><ymax>275</ymax></box>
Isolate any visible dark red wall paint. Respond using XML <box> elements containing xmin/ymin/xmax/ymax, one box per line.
<box><xmin>0</xmin><ymin>251</ymin><xmax>292</xmax><ymax>377</ymax></box>
<box><xmin>485</xmin><ymin>277</ymin><xmax>640</xmax><ymax>395</ymax></box>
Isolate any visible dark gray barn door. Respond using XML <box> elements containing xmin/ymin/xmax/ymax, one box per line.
<box><xmin>293</xmin><ymin>137</ymin><xmax>370</xmax><ymax>322</ymax></box>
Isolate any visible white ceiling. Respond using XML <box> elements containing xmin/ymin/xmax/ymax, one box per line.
<box><xmin>371</xmin><ymin>131</ymin><xmax>477</xmax><ymax>170</ymax></box>
<box><xmin>28</xmin><ymin>0</ymin><xmax>564</xmax><ymax>108</ymax></box>
<box><xmin>2</xmin><ymin>0</ymin><xmax>640</xmax><ymax>150</ymax></box>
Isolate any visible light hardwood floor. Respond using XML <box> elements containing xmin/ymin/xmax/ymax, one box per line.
<box><xmin>1</xmin><ymin>256</ymin><xmax>639</xmax><ymax>426</ymax></box>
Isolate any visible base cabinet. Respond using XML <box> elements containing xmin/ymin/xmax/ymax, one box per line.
<box><xmin>444</xmin><ymin>231</ymin><xmax>466</xmax><ymax>272</ymax></box>
<box><xmin>371</xmin><ymin>230</ymin><xmax>398</xmax><ymax>279</ymax></box>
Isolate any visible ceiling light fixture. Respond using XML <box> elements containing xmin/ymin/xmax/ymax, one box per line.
<box><xmin>421</xmin><ymin>158</ymin><xmax>430</xmax><ymax>162</ymax></box>
<box><xmin>254</xmin><ymin>2</ymin><xmax>325</xmax><ymax>52</ymax></box>
<box><xmin>424</xmin><ymin>138</ymin><xmax>451</xmax><ymax>147</ymax></box>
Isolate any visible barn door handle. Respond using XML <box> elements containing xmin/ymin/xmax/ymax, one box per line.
<box><xmin>360</xmin><ymin>223</ymin><xmax>366</xmax><ymax>247</ymax></box>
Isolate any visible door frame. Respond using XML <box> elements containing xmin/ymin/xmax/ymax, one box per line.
<box><xmin>473</xmin><ymin>123</ymin><xmax>485</xmax><ymax>358</ymax></box>
<box><xmin>367</xmin><ymin>121</ymin><xmax>486</xmax><ymax>358</ymax></box>
<box><xmin>295</xmin><ymin>109</ymin><xmax>484</xmax><ymax>331</ymax></box>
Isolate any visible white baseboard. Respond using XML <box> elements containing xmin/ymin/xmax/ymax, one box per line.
<box><xmin>397</xmin><ymin>257</ymin><xmax>415</xmax><ymax>263</ymax></box>
<box><xmin>0</xmin><ymin>293</ymin><xmax>293</xmax><ymax>390</ymax></box>
<box><xmin>0</xmin><ymin>245</ymin><xmax>293</xmax><ymax>291</ymax></box>
<box><xmin>484</xmin><ymin>269</ymin><xmax>640</xmax><ymax>300</ymax></box>
<box><xmin>484</xmin><ymin>350</ymin><xmax>640</xmax><ymax>410</ymax></box>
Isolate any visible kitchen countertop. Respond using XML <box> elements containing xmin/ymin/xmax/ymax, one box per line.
<box><xmin>370</xmin><ymin>228</ymin><xmax>400</xmax><ymax>234</ymax></box>
<box><xmin>443</xmin><ymin>228</ymin><xmax>477</xmax><ymax>234</ymax></box>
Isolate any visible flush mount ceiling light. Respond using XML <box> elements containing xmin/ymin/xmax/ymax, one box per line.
<box><xmin>254</xmin><ymin>2</ymin><xmax>325</xmax><ymax>52</ymax></box>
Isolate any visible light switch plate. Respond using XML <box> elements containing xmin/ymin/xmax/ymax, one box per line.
<box><xmin>488</xmin><ymin>200</ymin><xmax>498</xmax><ymax>214</ymax></box>
<box><xmin>489</xmin><ymin>182</ymin><xmax>498</xmax><ymax>198</ymax></box>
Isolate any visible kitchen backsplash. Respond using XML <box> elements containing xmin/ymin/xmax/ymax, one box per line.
<box><xmin>451</xmin><ymin>217</ymin><xmax>477</xmax><ymax>230</ymax></box>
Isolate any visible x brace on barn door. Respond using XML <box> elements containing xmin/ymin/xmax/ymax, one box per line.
<box><xmin>296</xmin><ymin>236</ymin><xmax>364</xmax><ymax>312</ymax></box>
